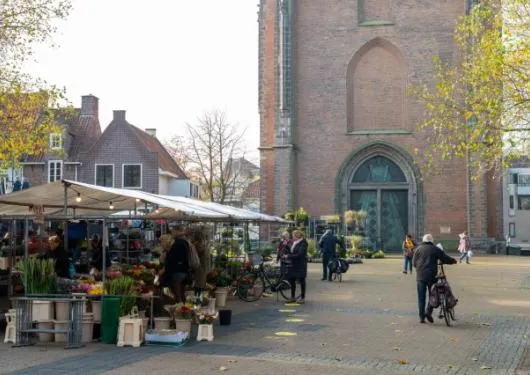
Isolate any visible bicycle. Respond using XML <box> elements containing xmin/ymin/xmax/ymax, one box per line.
<box><xmin>236</xmin><ymin>256</ymin><xmax>301</xmax><ymax>302</ymax></box>
<box><xmin>329</xmin><ymin>258</ymin><xmax>349</xmax><ymax>282</ymax></box>
<box><xmin>431</xmin><ymin>263</ymin><xmax>458</xmax><ymax>326</ymax></box>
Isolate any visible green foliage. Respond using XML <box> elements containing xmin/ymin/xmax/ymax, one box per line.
<box><xmin>410</xmin><ymin>0</ymin><xmax>530</xmax><ymax>176</ymax></box>
<box><xmin>283</xmin><ymin>211</ymin><xmax>295</xmax><ymax>221</ymax></box>
<box><xmin>105</xmin><ymin>276</ymin><xmax>138</xmax><ymax>316</ymax></box>
<box><xmin>0</xmin><ymin>0</ymin><xmax>73</xmax><ymax>87</ymax></box>
<box><xmin>373</xmin><ymin>250</ymin><xmax>385</xmax><ymax>259</ymax></box>
<box><xmin>307</xmin><ymin>239</ymin><xmax>317</xmax><ymax>259</ymax></box>
<box><xmin>16</xmin><ymin>258</ymin><xmax>56</xmax><ymax>294</ymax></box>
<box><xmin>295</xmin><ymin>207</ymin><xmax>309</xmax><ymax>225</ymax></box>
<box><xmin>213</xmin><ymin>271</ymin><xmax>232</xmax><ymax>288</ymax></box>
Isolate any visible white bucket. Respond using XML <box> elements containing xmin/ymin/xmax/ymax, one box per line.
<box><xmin>154</xmin><ymin>317</ymin><xmax>171</xmax><ymax>330</ymax></box>
<box><xmin>90</xmin><ymin>300</ymin><xmax>102</xmax><ymax>322</ymax></box>
<box><xmin>37</xmin><ymin>320</ymin><xmax>54</xmax><ymax>342</ymax></box>
<box><xmin>55</xmin><ymin>301</ymin><xmax>70</xmax><ymax>321</ymax></box>
<box><xmin>53</xmin><ymin>320</ymin><xmax>69</xmax><ymax>343</ymax></box>
<box><xmin>82</xmin><ymin>313</ymin><xmax>94</xmax><ymax>343</ymax></box>
<box><xmin>32</xmin><ymin>300</ymin><xmax>54</xmax><ymax>322</ymax></box>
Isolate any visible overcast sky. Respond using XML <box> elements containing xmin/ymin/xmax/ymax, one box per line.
<box><xmin>24</xmin><ymin>0</ymin><xmax>260</xmax><ymax>162</ymax></box>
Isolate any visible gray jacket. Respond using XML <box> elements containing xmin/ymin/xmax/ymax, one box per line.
<box><xmin>412</xmin><ymin>242</ymin><xmax>456</xmax><ymax>283</ymax></box>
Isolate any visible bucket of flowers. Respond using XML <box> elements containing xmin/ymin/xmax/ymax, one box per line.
<box><xmin>174</xmin><ymin>303</ymin><xmax>194</xmax><ymax>333</ymax></box>
<box><xmin>196</xmin><ymin>313</ymin><xmax>216</xmax><ymax>342</ymax></box>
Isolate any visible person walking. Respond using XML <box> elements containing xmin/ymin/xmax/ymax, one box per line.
<box><xmin>319</xmin><ymin>229</ymin><xmax>343</xmax><ymax>281</ymax></box>
<box><xmin>282</xmin><ymin>229</ymin><xmax>307</xmax><ymax>304</ymax></box>
<box><xmin>458</xmin><ymin>231</ymin><xmax>471</xmax><ymax>264</ymax></box>
<box><xmin>412</xmin><ymin>234</ymin><xmax>457</xmax><ymax>324</ymax></box>
<box><xmin>402</xmin><ymin>234</ymin><xmax>416</xmax><ymax>274</ymax></box>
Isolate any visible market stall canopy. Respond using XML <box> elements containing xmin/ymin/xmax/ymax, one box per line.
<box><xmin>146</xmin><ymin>194</ymin><xmax>287</xmax><ymax>223</ymax></box>
<box><xmin>0</xmin><ymin>180</ymin><xmax>229</xmax><ymax>220</ymax></box>
<box><xmin>0</xmin><ymin>180</ymin><xmax>286</xmax><ymax>223</ymax></box>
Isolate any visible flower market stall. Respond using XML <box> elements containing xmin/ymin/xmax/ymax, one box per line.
<box><xmin>0</xmin><ymin>179</ymin><xmax>286</xmax><ymax>348</ymax></box>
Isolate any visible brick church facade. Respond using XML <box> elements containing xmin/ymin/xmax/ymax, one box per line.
<box><xmin>258</xmin><ymin>0</ymin><xmax>502</xmax><ymax>251</ymax></box>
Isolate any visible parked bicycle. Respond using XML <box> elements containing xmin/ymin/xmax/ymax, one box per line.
<box><xmin>236</xmin><ymin>256</ymin><xmax>301</xmax><ymax>302</ymax></box>
<box><xmin>429</xmin><ymin>262</ymin><xmax>458</xmax><ymax>326</ymax></box>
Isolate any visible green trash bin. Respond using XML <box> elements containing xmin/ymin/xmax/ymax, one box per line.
<box><xmin>101</xmin><ymin>296</ymin><xmax>121</xmax><ymax>344</ymax></box>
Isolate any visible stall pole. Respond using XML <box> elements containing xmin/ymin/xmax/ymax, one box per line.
<box><xmin>7</xmin><ymin>219</ymin><xmax>15</xmax><ymax>299</ymax></box>
<box><xmin>23</xmin><ymin>219</ymin><xmax>28</xmax><ymax>296</ymax></box>
<box><xmin>102</xmin><ymin>218</ymin><xmax>107</xmax><ymax>286</ymax></box>
<box><xmin>126</xmin><ymin>224</ymin><xmax>130</xmax><ymax>264</ymax></box>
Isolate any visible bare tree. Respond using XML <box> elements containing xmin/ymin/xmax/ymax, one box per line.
<box><xmin>185</xmin><ymin>110</ymin><xmax>247</xmax><ymax>203</ymax></box>
<box><xmin>163</xmin><ymin>134</ymin><xmax>192</xmax><ymax>174</ymax></box>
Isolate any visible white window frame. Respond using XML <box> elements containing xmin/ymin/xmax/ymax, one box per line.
<box><xmin>48</xmin><ymin>160</ymin><xmax>63</xmax><ymax>182</ymax></box>
<box><xmin>95</xmin><ymin>164</ymin><xmax>115</xmax><ymax>187</ymax></box>
<box><xmin>49</xmin><ymin>133</ymin><xmax>62</xmax><ymax>150</ymax></box>
<box><xmin>122</xmin><ymin>163</ymin><xmax>142</xmax><ymax>189</ymax></box>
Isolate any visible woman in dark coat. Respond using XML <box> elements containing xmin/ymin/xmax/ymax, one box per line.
<box><xmin>166</xmin><ymin>225</ymin><xmax>190</xmax><ymax>303</ymax></box>
<box><xmin>282</xmin><ymin>229</ymin><xmax>308</xmax><ymax>304</ymax></box>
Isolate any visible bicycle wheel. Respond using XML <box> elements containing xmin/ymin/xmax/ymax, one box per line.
<box><xmin>448</xmin><ymin>307</ymin><xmax>456</xmax><ymax>321</ymax></box>
<box><xmin>278</xmin><ymin>279</ymin><xmax>302</xmax><ymax>301</ymax></box>
<box><xmin>237</xmin><ymin>273</ymin><xmax>265</xmax><ymax>302</ymax></box>
<box><xmin>439</xmin><ymin>294</ymin><xmax>451</xmax><ymax>326</ymax></box>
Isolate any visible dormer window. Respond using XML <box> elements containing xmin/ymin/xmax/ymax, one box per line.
<box><xmin>50</xmin><ymin>133</ymin><xmax>62</xmax><ymax>150</ymax></box>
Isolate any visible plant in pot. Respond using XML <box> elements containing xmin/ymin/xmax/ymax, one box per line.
<box><xmin>16</xmin><ymin>258</ymin><xmax>56</xmax><ymax>321</ymax></box>
<box><xmin>105</xmin><ymin>276</ymin><xmax>138</xmax><ymax>317</ymax></box>
<box><xmin>213</xmin><ymin>271</ymin><xmax>232</xmax><ymax>308</ymax></box>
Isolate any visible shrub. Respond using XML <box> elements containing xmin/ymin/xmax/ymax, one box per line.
<box><xmin>373</xmin><ymin>250</ymin><xmax>385</xmax><ymax>259</ymax></box>
<box><xmin>307</xmin><ymin>239</ymin><xmax>317</xmax><ymax>259</ymax></box>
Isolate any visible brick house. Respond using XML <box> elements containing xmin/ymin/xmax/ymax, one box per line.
<box><xmin>21</xmin><ymin>95</ymin><xmax>101</xmax><ymax>187</ymax></box>
<box><xmin>78</xmin><ymin>109</ymin><xmax>196</xmax><ymax>197</ymax></box>
<box><xmin>258</xmin><ymin>0</ymin><xmax>502</xmax><ymax>251</ymax></box>
<box><xmin>21</xmin><ymin>95</ymin><xmax>197</xmax><ymax>197</ymax></box>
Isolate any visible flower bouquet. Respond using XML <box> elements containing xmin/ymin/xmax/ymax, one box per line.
<box><xmin>198</xmin><ymin>313</ymin><xmax>216</xmax><ymax>325</ymax></box>
<box><xmin>175</xmin><ymin>304</ymin><xmax>195</xmax><ymax>320</ymax></box>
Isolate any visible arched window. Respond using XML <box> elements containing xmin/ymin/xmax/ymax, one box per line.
<box><xmin>352</xmin><ymin>156</ymin><xmax>406</xmax><ymax>183</ymax></box>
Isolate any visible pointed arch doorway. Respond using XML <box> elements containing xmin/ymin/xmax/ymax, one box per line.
<box><xmin>336</xmin><ymin>142</ymin><xmax>423</xmax><ymax>252</ymax></box>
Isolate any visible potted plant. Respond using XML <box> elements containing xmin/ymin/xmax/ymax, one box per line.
<box><xmin>16</xmin><ymin>258</ymin><xmax>57</xmax><ymax>321</ymax></box>
<box><xmin>213</xmin><ymin>271</ymin><xmax>232</xmax><ymax>308</ymax></box>
<box><xmin>196</xmin><ymin>313</ymin><xmax>216</xmax><ymax>342</ymax></box>
<box><xmin>174</xmin><ymin>303</ymin><xmax>194</xmax><ymax>333</ymax></box>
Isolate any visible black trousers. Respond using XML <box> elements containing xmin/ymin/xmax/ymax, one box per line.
<box><xmin>289</xmin><ymin>277</ymin><xmax>306</xmax><ymax>299</ymax></box>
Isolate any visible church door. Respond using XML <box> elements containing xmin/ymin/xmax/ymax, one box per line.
<box><xmin>349</xmin><ymin>156</ymin><xmax>409</xmax><ymax>251</ymax></box>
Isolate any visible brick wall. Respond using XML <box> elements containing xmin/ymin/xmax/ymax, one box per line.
<box><xmin>79</xmin><ymin>121</ymin><xmax>159</xmax><ymax>193</ymax></box>
<box><xmin>259</xmin><ymin>1</ymin><xmax>502</xmax><ymax>241</ymax></box>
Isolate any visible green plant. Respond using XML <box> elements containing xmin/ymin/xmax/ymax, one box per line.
<box><xmin>213</xmin><ymin>271</ymin><xmax>232</xmax><ymax>288</ymax></box>
<box><xmin>295</xmin><ymin>207</ymin><xmax>309</xmax><ymax>226</ymax></box>
<box><xmin>373</xmin><ymin>250</ymin><xmax>385</xmax><ymax>259</ymax></box>
<box><xmin>283</xmin><ymin>211</ymin><xmax>295</xmax><ymax>221</ymax></box>
<box><xmin>307</xmin><ymin>239</ymin><xmax>317</xmax><ymax>259</ymax></box>
<box><xmin>1</xmin><ymin>246</ymin><xmax>9</xmax><ymax>257</ymax></box>
<box><xmin>361</xmin><ymin>250</ymin><xmax>373</xmax><ymax>259</ymax></box>
<box><xmin>16</xmin><ymin>258</ymin><xmax>56</xmax><ymax>295</ymax></box>
<box><xmin>105</xmin><ymin>276</ymin><xmax>138</xmax><ymax>316</ymax></box>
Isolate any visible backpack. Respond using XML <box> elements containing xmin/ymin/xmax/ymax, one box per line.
<box><xmin>186</xmin><ymin>239</ymin><xmax>200</xmax><ymax>270</ymax></box>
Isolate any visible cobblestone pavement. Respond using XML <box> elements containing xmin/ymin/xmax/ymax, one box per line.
<box><xmin>1</xmin><ymin>255</ymin><xmax>529</xmax><ymax>375</ymax></box>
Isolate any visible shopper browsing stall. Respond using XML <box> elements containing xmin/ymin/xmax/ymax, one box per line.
<box><xmin>166</xmin><ymin>225</ymin><xmax>190</xmax><ymax>303</ymax></box>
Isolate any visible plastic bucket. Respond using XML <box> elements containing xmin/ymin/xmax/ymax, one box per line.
<box><xmin>101</xmin><ymin>296</ymin><xmax>121</xmax><ymax>344</ymax></box>
<box><xmin>53</xmin><ymin>320</ymin><xmax>69</xmax><ymax>343</ymax></box>
<box><xmin>219</xmin><ymin>309</ymin><xmax>232</xmax><ymax>326</ymax></box>
<box><xmin>154</xmin><ymin>317</ymin><xmax>171</xmax><ymax>330</ymax></box>
<box><xmin>82</xmin><ymin>313</ymin><xmax>94</xmax><ymax>343</ymax></box>
<box><xmin>55</xmin><ymin>301</ymin><xmax>70</xmax><ymax>321</ymax></box>
<box><xmin>37</xmin><ymin>320</ymin><xmax>54</xmax><ymax>342</ymax></box>
<box><xmin>91</xmin><ymin>300</ymin><xmax>102</xmax><ymax>322</ymax></box>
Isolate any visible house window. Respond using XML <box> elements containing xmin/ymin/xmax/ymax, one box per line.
<box><xmin>512</xmin><ymin>173</ymin><xmax>519</xmax><ymax>184</ymax></box>
<box><xmin>517</xmin><ymin>195</ymin><xmax>530</xmax><ymax>210</ymax></box>
<box><xmin>518</xmin><ymin>174</ymin><xmax>530</xmax><ymax>186</ymax></box>
<box><xmin>122</xmin><ymin>164</ymin><xmax>142</xmax><ymax>188</ymax></box>
<box><xmin>95</xmin><ymin>164</ymin><xmax>114</xmax><ymax>187</ymax></box>
<box><xmin>509</xmin><ymin>195</ymin><xmax>514</xmax><ymax>209</ymax></box>
<box><xmin>50</xmin><ymin>134</ymin><xmax>62</xmax><ymax>150</ymax></box>
<box><xmin>48</xmin><ymin>160</ymin><xmax>62</xmax><ymax>182</ymax></box>
<box><xmin>189</xmin><ymin>183</ymin><xmax>199</xmax><ymax>198</ymax></box>
<box><xmin>508</xmin><ymin>223</ymin><xmax>516</xmax><ymax>237</ymax></box>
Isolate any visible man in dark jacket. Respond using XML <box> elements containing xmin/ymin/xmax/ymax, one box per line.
<box><xmin>166</xmin><ymin>225</ymin><xmax>190</xmax><ymax>303</ymax></box>
<box><xmin>319</xmin><ymin>229</ymin><xmax>344</xmax><ymax>281</ymax></box>
<box><xmin>413</xmin><ymin>234</ymin><xmax>457</xmax><ymax>323</ymax></box>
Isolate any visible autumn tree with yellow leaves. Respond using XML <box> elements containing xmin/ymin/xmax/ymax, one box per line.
<box><xmin>411</xmin><ymin>0</ymin><xmax>530</xmax><ymax>176</ymax></box>
<box><xmin>0</xmin><ymin>0</ymin><xmax>73</xmax><ymax>169</ymax></box>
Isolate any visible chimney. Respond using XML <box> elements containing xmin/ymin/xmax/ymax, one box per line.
<box><xmin>113</xmin><ymin>110</ymin><xmax>126</xmax><ymax>121</ymax></box>
<box><xmin>145</xmin><ymin>128</ymin><xmax>156</xmax><ymax>137</ymax></box>
<box><xmin>81</xmin><ymin>95</ymin><xmax>99</xmax><ymax>116</ymax></box>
